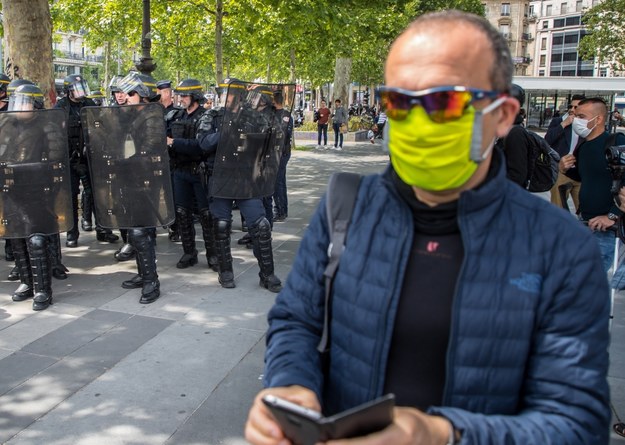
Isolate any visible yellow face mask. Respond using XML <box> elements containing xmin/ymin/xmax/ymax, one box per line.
<box><xmin>386</xmin><ymin>98</ymin><xmax>504</xmax><ymax>191</ymax></box>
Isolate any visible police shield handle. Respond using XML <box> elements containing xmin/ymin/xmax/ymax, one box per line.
<box><xmin>559</xmin><ymin>154</ymin><xmax>575</xmax><ymax>173</ymax></box>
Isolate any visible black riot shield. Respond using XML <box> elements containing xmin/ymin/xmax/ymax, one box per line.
<box><xmin>0</xmin><ymin>109</ymin><xmax>72</xmax><ymax>238</ymax></box>
<box><xmin>81</xmin><ymin>103</ymin><xmax>174</xmax><ymax>229</ymax></box>
<box><xmin>210</xmin><ymin>82</ymin><xmax>295</xmax><ymax>199</ymax></box>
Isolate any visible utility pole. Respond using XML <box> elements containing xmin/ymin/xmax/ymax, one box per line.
<box><xmin>135</xmin><ymin>0</ymin><xmax>156</xmax><ymax>75</ymax></box>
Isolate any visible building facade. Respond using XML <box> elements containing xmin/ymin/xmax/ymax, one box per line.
<box><xmin>53</xmin><ymin>31</ymin><xmax>104</xmax><ymax>91</ymax></box>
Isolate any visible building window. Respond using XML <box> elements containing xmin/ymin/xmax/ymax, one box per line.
<box><xmin>540</xmin><ymin>55</ymin><xmax>547</xmax><ymax>66</ymax></box>
<box><xmin>543</xmin><ymin>20</ymin><xmax>549</xmax><ymax>29</ymax></box>
<box><xmin>599</xmin><ymin>68</ymin><xmax>607</xmax><ymax>77</ymax></box>
<box><xmin>565</xmin><ymin>16</ymin><xmax>581</xmax><ymax>26</ymax></box>
<box><xmin>546</xmin><ymin>4</ymin><xmax>553</xmax><ymax>15</ymax></box>
<box><xmin>553</xmin><ymin>35</ymin><xmax>564</xmax><ymax>45</ymax></box>
<box><xmin>539</xmin><ymin>70</ymin><xmax>545</xmax><ymax>76</ymax></box>
<box><xmin>541</xmin><ymin>37</ymin><xmax>547</xmax><ymax>50</ymax></box>
<box><xmin>500</xmin><ymin>24</ymin><xmax>510</xmax><ymax>38</ymax></box>
<box><xmin>529</xmin><ymin>4</ymin><xmax>535</xmax><ymax>14</ymax></box>
<box><xmin>576</xmin><ymin>0</ymin><xmax>583</xmax><ymax>11</ymax></box>
<box><xmin>501</xmin><ymin>3</ymin><xmax>511</xmax><ymax>15</ymax></box>
<box><xmin>561</xmin><ymin>2</ymin><xmax>567</xmax><ymax>13</ymax></box>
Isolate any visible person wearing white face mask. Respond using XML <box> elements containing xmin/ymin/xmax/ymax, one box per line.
<box><xmin>560</xmin><ymin>97</ymin><xmax>625</xmax><ymax>276</ymax></box>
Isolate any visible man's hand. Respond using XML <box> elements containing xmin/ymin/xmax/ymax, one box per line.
<box><xmin>322</xmin><ymin>407</ymin><xmax>451</xmax><ymax>445</ymax></box>
<box><xmin>562</xmin><ymin>113</ymin><xmax>575</xmax><ymax>128</ymax></box>
<box><xmin>588</xmin><ymin>215</ymin><xmax>616</xmax><ymax>232</ymax></box>
<box><xmin>245</xmin><ymin>385</ymin><xmax>320</xmax><ymax>445</ymax></box>
<box><xmin>559</xmin><ymin>154</ymin><xmax>575</xmax><ymax>172</ymax></box>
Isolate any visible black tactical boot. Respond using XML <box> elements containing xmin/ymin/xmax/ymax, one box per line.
<box><xmin>199</xmin><ymin>209</ymin><xmax>219</xmax><ymax>272</ymax></box>
<box><xmin>214</xmin><ymin>219</ymin><xmax>235</xmax><ymax>288</ymax></box>
<box><xmin>27</xmin><ymin>235</ymin><xmax>53</xmax><ymax>311</ymax></box>
<box><xmin>7</xmin><ymin>265</ymin><xmax>20</xmax><ymax>281</ymax></box>
<box><xmin>11</xmin><ymin>239</ymin><xmax>33</xmax><ymax>301</ymax></box>
<box><xmin>176</xmin><ymin>207</ymin><xmax>198</xmax><ymax>269</ymax></box>
<box><xmin>250</xmin><ymin>218</ymin><xmax>282</xmax><ymax>293</ymax></box>
<box><xmin>131</xmin><ymin>229</ymin><xmax>161</xmax><ymax>304</ymax></box>
<box><xmin>47</xmin><ymin>234</ymin><xmax>69</xmax><ymax>280</ymax></box>
<box><xmin>114</xmin><ymin>243</ymin><xmax>136</xmax><ymax>261</ymax></box>
<box><xmin>81</xmin><ymin>189</ymin><xmax>93</xmax><ymax>231</ymax></box>
<box><xmin>96</xmin><ymin>227</ymin><xmax>120</xmax><ymax>243</ymax></box>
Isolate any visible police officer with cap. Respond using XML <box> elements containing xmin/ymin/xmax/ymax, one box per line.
<box><xmin>157</xmin><ymin>80</ymin><xmax>177</xmax><ymax>113</ymax></box>
<box><xmin>166</xmin><ymin>79</ymin><xmax>218</xmax><ymax>271</ymax></box>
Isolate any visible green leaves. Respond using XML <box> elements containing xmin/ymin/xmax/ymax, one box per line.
<box><xmin>578</xmin><ymin>0</ymin><xmax>625</xmax><ymax>71</ymax></box>
<box><xmin>49</xmin><ymin>0</ymin><xmax>486</xmax><ymax>89</ymax></box>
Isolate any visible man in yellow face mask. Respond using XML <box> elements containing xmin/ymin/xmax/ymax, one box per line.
<box><xmin>245</xmin><ymin>10</ymin><xmax>611</xmax><ymax>445</ymax></box>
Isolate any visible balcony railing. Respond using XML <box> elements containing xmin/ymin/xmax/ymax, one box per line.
<box><xmin>54</xmin><ymin>50</ymin><xmax>104</xmax><ymax>63</ymax></box>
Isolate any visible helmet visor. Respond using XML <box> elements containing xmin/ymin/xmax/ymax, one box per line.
<box><xmin>8</xmin><ymin>93</ymin><xmax>40</xmax><ymax>111</ymax></box>
<box><xmin>70</xmin><ymin>79</ymin><xmax>91</xmax><ymax>99</ymax></box>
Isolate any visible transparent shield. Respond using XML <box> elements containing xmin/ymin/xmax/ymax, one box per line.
<box><xmin>210</xmin><ymin>82</ymin><xmax>295</xmax><ymax>199</ymax></box>
<box><xmin>81</xmin><ymin>103</ymin><xmax>174</xmax><ymax>229</ymax></box>
<box><xmin>0</xmin><ymin>109</ymin><xmax>72</xmax><ymax>238</ymax></box>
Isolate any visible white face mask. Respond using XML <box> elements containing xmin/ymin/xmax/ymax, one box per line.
<box><xmin>572</xmin><ymin>115</ymin><xmax>598</xmax><ymax>138</ymax></box>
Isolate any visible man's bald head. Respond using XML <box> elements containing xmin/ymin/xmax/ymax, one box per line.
<box><xmin>386</xmin><ymin>10</ymin><xmax>513</xmax><ymax>93</ymax></box>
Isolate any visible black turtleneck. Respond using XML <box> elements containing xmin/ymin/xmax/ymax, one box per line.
<box><xmin>381</xmin><ymin>150</ymin><xmax>502</xmax><ymax>410</ymax></box>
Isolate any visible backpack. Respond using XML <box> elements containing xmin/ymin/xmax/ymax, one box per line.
<box><xmin>317</xmin><ymin>172</ymin><xmax>362</xmax><ymax>356</ymax></box>
<box><xmin>524</xmin><ymin>129</ymin><xmax>560</xmax><ymax>192</ymax></box>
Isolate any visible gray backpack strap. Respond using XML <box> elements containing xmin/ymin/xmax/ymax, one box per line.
<box><xmin>317</xmin><ymin>172</ymin><xmax>363</xmax><ymax>354</ymax></box>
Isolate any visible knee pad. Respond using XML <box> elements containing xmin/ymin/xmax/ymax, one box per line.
<box><xmin>250</xmin><ymin>217</ymin><xmax>271</xmax><ymax>238</ymax></box>
<box><xmin>27</xmin><ymin>234</ymin><xmax>47</xmax><ymax>249</ymax></box>
<box><xmin>215</xmin><ymin>220</ymin><xmax>231</xmax><ymax>240</ymax></box>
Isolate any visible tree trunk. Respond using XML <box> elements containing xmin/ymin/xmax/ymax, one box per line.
<box><xmin>215</xmin><ymin>0</ymin><xmax>224</xmax><ymax>84</ymax></box>
<box><xmin>333</xmin><ymin>57</ymin><xmax>351</xmax><ymax>106</ymax></box>
<box><xmin>2</xmin><ymin>0</ymin><xmax>56</xmax><ymax>107</ymax></box>
<box><xmin>289</xmin><ymin>47</ymin><xmax>296</xmax><ymax>83</ymax></box>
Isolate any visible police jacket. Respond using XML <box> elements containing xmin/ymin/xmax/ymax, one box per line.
<box><xmin>55</xmin><ymin>96</ymin><xmax>96</xmax><ymax>159</ymax></box>
<box><xmin>264</xmin><ymin>151</ymin><xmax>610</xmax><ymax>444</ymax></box>
<box><xmin>166</xmin><ymin>106</ymin><xmax>206</xmax><ymax>166</ymax></box>
<box><xmin>196</xmin><ymin>108</ymin><xmax>224</xmax><ymax>171</ymax></box>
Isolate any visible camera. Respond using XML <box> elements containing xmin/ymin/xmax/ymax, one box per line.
<box><xmin>605</xmin><ymin>144</ymin><xmax>625</xmax><ymax>201</ymax></box>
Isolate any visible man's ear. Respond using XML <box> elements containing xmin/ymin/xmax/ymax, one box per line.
<box><xmin>495</xmin><ymin>97</ymin><xmax>520</xmax><ymax>138</ymax></box>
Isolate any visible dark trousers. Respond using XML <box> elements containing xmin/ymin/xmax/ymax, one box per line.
<box><xmin>173</xmin><ymin>168</ymin><xmax>209</xmax><ymax>211</ymax></box>
<box><xmin>333</xmin><ymin>122</ymin><xmax>343</xmax><ymax>148</ymax></box>
<box><xmin>317</xmin><ymin>124</ymin><xmax>328</xmax><ymax>145</ymax></box>
<box><xmin>211</xmin><ymin>197</ymin><xmax>265</xmax><ymax>228</ymax></box>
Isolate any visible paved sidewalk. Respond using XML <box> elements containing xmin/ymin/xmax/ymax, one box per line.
<box><xmin>0</xmin><ymin>140</ymin><xmax>624</xmax><ymax>444</ymax></box>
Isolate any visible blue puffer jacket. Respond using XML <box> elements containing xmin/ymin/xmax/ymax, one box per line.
<box><xmin>264</xmin><ymin>156</ymin><xmax>611</xmax><ymax>444</ymax></box>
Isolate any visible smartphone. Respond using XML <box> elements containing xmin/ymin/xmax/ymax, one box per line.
<box><xmin>262</xmin><ymin>393</ymin><xmax>395</xmax><ymax>445</ymax></box>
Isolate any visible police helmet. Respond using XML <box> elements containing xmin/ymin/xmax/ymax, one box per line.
<box><xmin>118</xmin><ymin>72</ymin><xmax>152</xmax><ymax>100</ymax></box>
<box><xmin>89</xmin><ymin>89</ymin><xmax>105</xmax><ymax>106</ymax></box>
<box><xmin>109</xmin><ymin>75</ymin><xmax>124</xmax><ymax>94</ymax></box>
<box><xmin>63</xmin><ymin>74</ymin><xmax>91</xmax><ymax>100</ymax></box>
<box><xmin>9</xmin><ymin>84</ymin><xmax>45</xmax><ymax>111</ymax></box>
<box><xmin>0</xmin><ymin>74</ymin><xmax>10</xmax><ymax>94</ymax></box>
<box><xmin>7</xmin><ymin>79</ymin><xmax>35</xmax><ymax>97</ymax></box>
<box><xmin>510</xmin><ymin>83</ymin><xmax>525</xmax><ymax>106</ymax></box>
<box><xmin>174</xmin><ymin>78</ymin><xmax>204</xmax><ymax>102</ymax></box>
<box><xmin>137</xmin><ymin>74</ymin><xmax>161</xmax><ymax>102</ymax></box>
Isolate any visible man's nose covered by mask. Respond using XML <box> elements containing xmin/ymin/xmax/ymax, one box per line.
<box><xmin>572</xmin><ymin>115</ymin><xmax>598</xmax><ymax>138</ymax></box>
<box><xmin>385</xmin><ymin>97</ymin><xmax>505</xmax><ymax>191</ymax></box>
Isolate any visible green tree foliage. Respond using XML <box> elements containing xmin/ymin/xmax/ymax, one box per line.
<box><xmin>578</xmin><ymin>0</ymin><xmax>625</xmax><ymax>71</ymax></box>
<box><xmin>49</xmin><ymin>0</ymin><xmax>485</xmax><ymax>91</ymax></box>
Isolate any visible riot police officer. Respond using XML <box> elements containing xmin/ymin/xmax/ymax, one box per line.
<box><xmin>0</xmin><ymin>73</ymin><xmax>10</xmax><ymax>111</ymax></box>
<box><xmin>4</xmin><ymin>84</ymin><xmax>68</xmax><ymax>310</ymax></box>
<box><xmin>55</xmin><ymin>74</ymin><xmax>119</xmax><ymax>247</ymax></box>
<box><xmin>197</xmin><ymin>80</ymin><xmax>282</xmax><ymax>292</ymax></box>
<box><xmin>109</xmin><ymin>75</ymin><xmax>127</xmax><ymax>106</ymax></box>
<box><xmin>165</xmin><ymin>78</ymin><xmax>218</xmax><ymax>271</ymax></box>
<box><xmin>112</xmin><ymin>72</ymin><xmax>166</xmax><ymax>304</ymax></box>
<box><xmin>4</xmin><ymin>79</ymin><xmax>69</xmax><ymax>281</ymax></box>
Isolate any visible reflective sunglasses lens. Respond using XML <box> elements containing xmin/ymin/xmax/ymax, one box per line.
<box><xmin>381</xmin><ymin>91</ymin><xmax>409</xmax><ymax>121</ymax></box>
<box><xmin>382</xmin><ymin>90</ymin><xmax>473</xmax><ymax>123</ymax></box>
<box><xmin>420</xmin><ymin>91</ymin><xmax>472</xmax><ymax>123</ymax></box>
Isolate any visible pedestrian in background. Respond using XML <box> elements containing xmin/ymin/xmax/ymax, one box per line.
<box><xmin>331</xmin><ymin>98</ymin><xmax>348</xmax><ymax>150</ymax></box>
<box><xmin>316</xmin><ymin>100</ymin><xmax>330</xmax><ymax>149</ymax></box>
